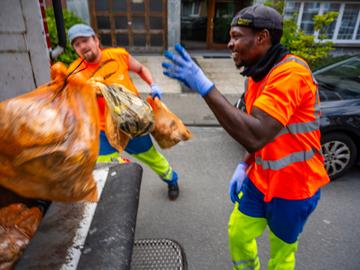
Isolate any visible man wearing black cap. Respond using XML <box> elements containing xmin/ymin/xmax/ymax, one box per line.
<box><xmin>162</xmin><ymin>4</ymin><xmax>329</xmax><ymax>270</ymax></box>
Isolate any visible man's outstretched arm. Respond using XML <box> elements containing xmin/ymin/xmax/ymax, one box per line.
<box><xmin>204</xmin><ymin>88</ymin><xmax>283</xmax><ymax>153</ymax></box>
<box><xmin>128</xmin><ymin>55</ymin><xmax>153</xmax><ymax>84</ymax></box>
<box><xmin>129</xmin><ymin>55</ymin><xmax>163</xmax><ymax>99</ymax></box>
<box><xmin>162</xmin><ymin>44</ymin><xmax>283</xmax><ymax>153</ymax></box>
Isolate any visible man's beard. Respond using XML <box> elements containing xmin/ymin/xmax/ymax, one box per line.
<box><xmin>235</xmin><ymin>60</ymin><xmax>246</xmax><ymax>71</ymax></box>
<box><xmin>83</xmin><ymin>51</ymin><xmax>97</xmax><ymax>62</ymax></box>
<box><xmin>232</xmin><ymin>54</ymin><xmax>246</xmax><ymax>70</ymax></box>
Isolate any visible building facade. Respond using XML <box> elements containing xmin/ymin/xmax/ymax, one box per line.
<box><xmin>284</xmin><ymin>0</ymin><xmax>360</xmax><ymax>53</ymax></box>
<box><xmin>63</xmin><ymin>0</ymin><xmax>254</xmax><ymax>52</ymax></box>
<box><xmin>62</xmin><ymin>0</ymin><xmax>360</xmax><ymax>53</ymax></box>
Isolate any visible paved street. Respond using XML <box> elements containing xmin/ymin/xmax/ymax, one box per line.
<box><xmin>130</xmin><ymin>127</ymin><xmax>360</xmax><ymax>270</ymax></box>
<box><xmin>131</xmin><ymin>53</ymin><xmax>245</xmax><ymax>97</ymax></box>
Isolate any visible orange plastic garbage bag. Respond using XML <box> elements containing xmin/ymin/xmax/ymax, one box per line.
<box><xmin>146</xmin><ymin>96</ymin><xmax>192</xmax><ymax>149</ymax></box>
<box><xmin>0</xmin><ymin>62</ymin><xmax>99</xmax><ymax>202</ymax></box>
<box><xmin>0</xmin><ymin>203</ymin><xmax>42</xmax><ymax>270</ymax></box>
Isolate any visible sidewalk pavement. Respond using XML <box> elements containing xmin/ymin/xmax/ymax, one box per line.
<box><xmin>130</xmin><ymin>54</ymin><xmax>245</xmax><ymax>97</ymax></box>
<box><xmin>131</xmin><ymin>54</ymin><xmax>245</xmax><ymax>126</ymax></box>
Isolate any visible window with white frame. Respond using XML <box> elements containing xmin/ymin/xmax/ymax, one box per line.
<box><xmin>284</xmin><ymin>2</ymin><xmax>301</xmax><ymax>22</ymax></box>
<box><xmin>337</xmin><ymin>4</ymin><xmax>360</xmax><ymax>40</ymax></box>
<box><xmin>284</xmin><ymin>1</ymin><xmax>360</xmax><ymax>43</ymax></box>
<box><xmin>322</xmin><ymin>3</ymin><xmax>340</xmax><ymax>39</ymax></box>
<box><xmin>301</xmin><ymin>2</ymin><xmax>320</xmax><ymax>34</ymax></box>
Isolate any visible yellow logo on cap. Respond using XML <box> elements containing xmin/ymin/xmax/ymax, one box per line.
<box><xmin>237</xmin><ymin>18</ymin><xmax>252</xmax><ymax>26</ymax></box>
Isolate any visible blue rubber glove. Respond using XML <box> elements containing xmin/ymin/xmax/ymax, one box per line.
<box><xmin>229</xmin><ymin>162</ymin><xmax>248</xmax><ymax>204</ymax></box>
<box><xmin>150</xmin><ymin>83</ymin><xmax>163</xmax><ymax>99</ymax></box>
<box><xmin>162</xmin><ymin>43</ymin><xmax>214</xmax><ymax>96</ymax></box>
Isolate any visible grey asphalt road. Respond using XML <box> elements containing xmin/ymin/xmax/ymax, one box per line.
<box><xmin>131</xmin><ymin>127</ymin><xmax>360</xmax><ymax>270</ymax></box>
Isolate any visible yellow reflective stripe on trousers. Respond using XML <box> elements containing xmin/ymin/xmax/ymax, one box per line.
<box><xmin>159</xmin><ymin>167</ymin><xmax>172</xmax><ymax>180</ymax></box>
<box><xmin>233</xmin><ymin>258</ymin><xmax>258</xmax><ymax>270</ymax></box>
<box><xmin>255</xmin><ymin>148</ymin><xmax>317</xmax><ymax>171</ymax></box>
<box><xmin>131</xmin><ymin>145</ymin><xmax>173</xmax><ymax>181</ymax></box>
<box><xmin>97</xmin><ymin>152</ymin><xmax>119</xmax><ymax>163</ymax></box>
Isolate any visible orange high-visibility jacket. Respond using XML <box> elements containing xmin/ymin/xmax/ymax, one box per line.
<box><xmin>245</xmin><ymin>55</ymin><xmax>330</xmax><ymax>202</ymax></box>
<box><xmin>68</xmin><ymin>48</ymin><xmax>139</xmax><ymax>131</ymax></box>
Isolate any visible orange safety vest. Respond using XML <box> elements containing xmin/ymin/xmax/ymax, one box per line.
<box><xmin>68</xmin><ymin>48</ymin><xmax>139</xmax><ymax>131</ymax></box>
<box><xmin>245</xmin><ymin>54</ymin><xmax>330</xmax><ymax>202</ymax></box>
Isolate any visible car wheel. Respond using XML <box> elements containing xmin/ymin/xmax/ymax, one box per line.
<box><xmin>321</xmin><ymin>132</ymin><xmax>357</xmax><ymax>180</ymax></box>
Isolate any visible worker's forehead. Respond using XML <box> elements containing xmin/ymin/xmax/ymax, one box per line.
<box><xmin>73</xmin><ymin>36</ymin><xmax>93</xmax><ymax>42</ymax></box>
<box><xmin>229</xmin><ymin>26</ymin><xmax>255</xmax><ymax>36</ymax></box>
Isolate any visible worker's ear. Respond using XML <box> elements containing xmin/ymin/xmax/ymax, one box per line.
<box><xmin>256</xmin><ymin>29</ymin><xmax>270</xmax><ymax>45</ymax></box>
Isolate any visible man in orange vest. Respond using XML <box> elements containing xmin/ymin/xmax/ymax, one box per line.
<box><xmin>67</xmin><ymin>24</ymin><xmax>179</xmax><ymax>200</ymax></box>
<box><xmin>162</xmin><ymin>4</ymin><xmax>330</xmax><ymax>269</ymax></box>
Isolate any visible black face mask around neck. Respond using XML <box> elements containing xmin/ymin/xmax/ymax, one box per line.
<box><xmin>241</xmin><ymin>43</ymin><xmax>289</xmax><ymax>82</ymax></box>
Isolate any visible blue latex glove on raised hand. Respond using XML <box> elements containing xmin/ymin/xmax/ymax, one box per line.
<box><xmin>162</xmin><ymin>44</ymin><xmax>214</xmax><ymax>96</ymax></box>
<box><xmin>229</xmin><ymin>162</ymin><xmax>248</xmax><ymax>204</ymax></box>
<box><xmin>150</xmin><ymin>83</ymin><xmax>163</xmax><ymax>99</ymax></box>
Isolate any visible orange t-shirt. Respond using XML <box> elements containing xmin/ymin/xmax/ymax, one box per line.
<box><xmin>245</xmin><ymin>55</ymin><xmax>329</xmax><ymax>201</ymax></box>
<box><xmin>68</xmin><ymin>48</ymin><xmax>139</xmax><ymax>130</ymax></box>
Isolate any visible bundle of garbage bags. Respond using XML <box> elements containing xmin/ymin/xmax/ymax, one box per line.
<box><xmin>0</xmin><ymin>61</ymin><xmax>192</xmax><ymax>268</ymax></box>
<box><xmin>95</xmin><ymin>80</ymin><xmax>192</xmax><ymax>150</ymax></box>
<box><xmin>0</xmin><ymin>62</ymin><xmax>191</xmax><ymax>204</ymax></box>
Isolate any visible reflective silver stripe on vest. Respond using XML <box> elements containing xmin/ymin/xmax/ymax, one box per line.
<box><xmin>251</xmin><ymin>56</ymin><xmax>322</xmax><ymax>170</ymax></box>
<box><xmin>233</xmin><ymin>258</ymin><xmax>257</xmax><ymax>269</ymax></box>
<box><xmin>255</xmin><ymin>148</ymin><xmax>317</xmax><ymax>170</ymax></box>
<box><xmin>314</xmin><ymin>89</ymin><xmax>320</xmax><ymax>113</ymax></box>
<box><xmin>274</xmin><ymin>56</ymin><xmax>321</xmax><ymax>138</ymax></box>
<box><xmin>276</xmin><ymin>120</ymin><xmax>319</xmax><ymax>136</ymax></box>
<box><xmin>271</xmin><ymin>56</ymin><xmax>317</xmax><ymax>85</ymax></box>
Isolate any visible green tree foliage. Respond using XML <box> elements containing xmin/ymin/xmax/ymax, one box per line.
<box><xmin>265</xmin><ymin>0</ymin><xmax>285</xmax><ymax>14</ymax></box>
<box><xmin>46</xmin><ymin>8</ymin><xmax>84</xmax><ymax>65</ymax></box>
<box><xmin>264</xmin><ymin>1</ymin><xmax>338</xmax><ymax>69</ymax></box>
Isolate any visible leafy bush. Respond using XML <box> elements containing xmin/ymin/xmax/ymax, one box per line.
<box><xmin>46</xmin><ymin>8</ymin><xmax>84</xmax><ymax>65</ymax></box>
<box><xmin>264</xmin><ymin>0</ymin><xmax>338</xmax><ymax>70</ymax></box>
<box><xmin>281</xmin><ymin>17</ymin><xmax>337</xmax><ymax>70</ymax></box>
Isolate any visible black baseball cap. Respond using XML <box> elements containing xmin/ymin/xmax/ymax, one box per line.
<box><xmin>231</xmin><ymin>4</ymin><xmax>283</xmax><ymax>31</ymax></box>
